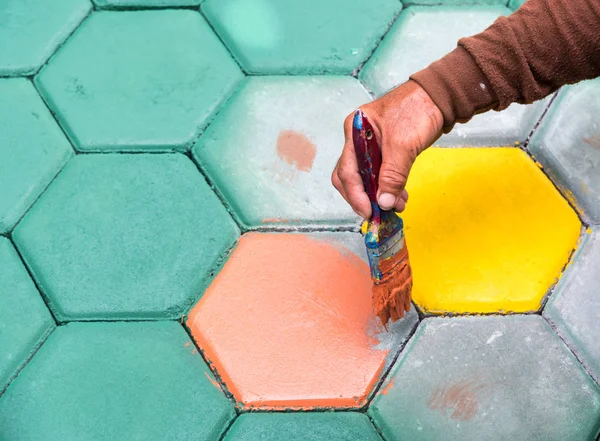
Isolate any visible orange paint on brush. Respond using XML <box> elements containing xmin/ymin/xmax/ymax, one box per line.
<box><xmin>187</xmin><ymin>233</ymin><xmax>389</xmax><ymax>410</ymax></box>
<box><xmin>276</xmin><ymin>130</ymin><xmax>317</xmax><ymax>172</ymax></box>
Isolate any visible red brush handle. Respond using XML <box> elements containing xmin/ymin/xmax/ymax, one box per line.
<box><xmin>352</xmin><ymin>110</ymin><xmax>382</xmax><ymax>221</ymax></box>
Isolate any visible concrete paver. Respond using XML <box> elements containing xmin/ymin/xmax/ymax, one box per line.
<box><xmin>0</xmin><ymin>322</ymin><xmax>235</xmax><ymax>441</ymax></box>
<box><xmin>13</xmin><ymin>154</ymin><xmax>239</xmax><ymax>321</ymax></box>
<box><xmin>36</xmin><ymin>10</ymin><xmax>243</xmax><ymax>152</ymax></box>
<box><xmin>369</xmin><ymin>316</ymin><xmax>600</xmax><ymax>441</ymax></box>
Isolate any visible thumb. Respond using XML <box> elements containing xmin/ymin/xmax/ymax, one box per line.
<box><xmin>377</xmin><ymin>159</ymin><xmax>412</xmax><ymax>212</ymax></box>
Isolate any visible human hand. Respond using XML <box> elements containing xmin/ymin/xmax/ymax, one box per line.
<box><xmin>332</xmin><ymin>80</ymin><xmax>444</xmax><ymax>218</ymax></box>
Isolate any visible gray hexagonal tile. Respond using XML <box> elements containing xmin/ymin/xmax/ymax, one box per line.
<box><xmin>36</xmin><ymin>10</ymin><xmax>243</xmax><ymax>152</ymax></box>
<box><xmin>192</xmin><ymin>76</ymin><xmax>369</xmax><ymax>229</ymax></box>
<box><xmin>529</xmin><ymin>78</ymin><xmax>600</xmax><ymax>224</ymax></box>
<box><xmin>369</xmin><ymin>316</ymin><xmax>600</xmax><ymax>441</ymax></box>
<box><xmin>13</xmin><ymin>154</ymin><xmax>239</xmax><ymax>321</ymax></box>
<box><xmin>360</xmin><ymin>6</ymin><xmax>547</xmax><ymax>146</ymax></box>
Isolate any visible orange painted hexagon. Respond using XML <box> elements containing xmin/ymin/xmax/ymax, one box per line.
<box><xmin>187</xmin><ymin>233</ymin><xmax>417</xmax><ymax>410</ymax></box>
<box><xmin>402</xmin><ymin>147</ymin><xmax>582</xmax><ymax>314</ymax></box>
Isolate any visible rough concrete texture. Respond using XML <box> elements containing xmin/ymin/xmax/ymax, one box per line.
<box><xmin>360</xmin><ymin>6</ymin><xmax>547</xmax><ymax>146</ymax></box>
<box><xmin>187</xmin><ymin>232</ymin><xmax>418</xmax><ymax>409</ymax></box>
<box><xmin>402</xmin><ymin>147</ymin><xmax>580</xmax><ymax>314</ymax></box>
<box><xmin>369</xmin><ymin>316</ymin><xmax>600</xmax><ymax>441</ymax></box>
<box><xmin>13</xmin><ymin>154</ymin><xmax>239</xmax><ymax>321</ymax></box>
<box><xmin>192</xmin><ymin>76</ymin><xmax>368</xmax><ymax>228</ymax></box>
<box><xmin>224</xmin><ymin>413</ymin><xmax>383</xmax><ymax>441</ymax></box>
<box><xmin>0</xmin><ymin>0</ymin><xmax>90</xmax><ymax>76</ymax></box>
<box><xmin>94</xmin><ymin>0</ymin><xmax>200</xmax><ymax>7</ymax></box>
<box><xmin>0</xmin><ymin>237</ymin><xmax>54</xmax><ymax>392</ymax></box>
<box><xmin>201</xmin><ymin>0</ymin><xmax>401</xmax><ymax>75</ymax></box>
<box><xmin>35</xmin><ymin>10</ymin><xmax>243</xmax><ymax>152</ymax></box>
<box><xmin>529</xmin><ymin>78</ymin><xmax>600</xmax><ymax>224</ymax></box>
<box><xmin>0</xmin><ymin>322</ymin><xmax>236</xmax><ymax>440</ymax></box>
<box><xmin>544</xmin><ymin>229</ymin><xmax>600</xmax><ymax>384</ymax></box>
<box><xmin>0</xmin><ymin>79</ymin><xmax>73</xmax><ymax>234</ymax></box>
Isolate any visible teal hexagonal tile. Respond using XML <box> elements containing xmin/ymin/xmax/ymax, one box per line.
<box><xmin>0</xmin><ymin>237</ymin><xmax>54</xmax><ymax>392</ymax></box>
<box><xmin>369</xmin><ymin>316</ymin><xmax>600</xmax><ymax>441</ymax></box>
<box><xmin>544</xmin><ymin>229</ymin><xmax>600</xmax><ymax>384</ymax></box>
<box><xmin>0</xmin><ymin>322</ymin><xmax>235</xmax><ymax>440</ymax></box>
<box><xmin>360</xmin><ymin>6</ymin><xmax>547</xmax><ymax>146</ymax></box>
<box><xmin>35</xmin><ymin>10</ymin><xmax>243</xmax><ymax>152</ymax></box>
<box><xmin>529</xmin><ymin>79</ymin><xmax>600</xmax><ymax>224</ymax></box>
<box><xmin>224</xmin><ymin>413</ymin><xmax>383</xmax><ymax>441</ymax></box>
<box><xmin>13</xmin><ymin>154</ymin><xmax>239</xmax><ymax>321</ymax></box>
<box><xmin>201</xmin><ymin>0</ymin><xmax>402</xmax><ymax>75</ymax></box>
<box><xmin>404</xmin><ymin>0</ymin><xmax>505</xmax><ymax>5</ymax></box>
<box><xmin>0</xmin><ymin>0</ymin><xmax>91</xmax><ymax>76</ymax></box>
<box><xmin>508</xmin><ymin>0</ymin><xmax>526</xmax><ymax>10</ymax></box>
<box><xmin>0</xmin><ymin>79</ymin><xmax>73</xmax><ymax>234</ymax></box>
<box><xmin>94</xmin><ymin>0</ymin><xmax>200</xmax><ymax>8</ymax></box>
<box><xmin>193</xmin><ymin>76</ymin><xmax>369</xmax><ymax>229</ymax></box>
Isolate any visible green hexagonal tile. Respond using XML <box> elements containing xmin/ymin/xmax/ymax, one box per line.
<box><xmin>369</xmin><ymin>316</ymin><xmax>600</xmax><ymax>441</ymax></box>
<box><xmin>360</xmin><ymin>6</ymin><xmax>546</xmax><ymax>146</ymax></box>
<box><xmin>201</xmin><ymin>0</ymin><xmax>402</xmax><ymax>74</ymax></box>
<box><xmin>192</xmin><ymin>76</ymin><xmax>369</xmax><ymax>228</ymax></box>
<box><xmin>0</xmin><ymin>322</ymin><xmax>235</xmax><ymax>440</ymax></box>
<box><xmin>403</xmin><ymin>0</ymin><xmax>506</xmax><ymax>5</ymax></box>
<box><xmin>13</xmin><ymin>154</ymin><xmax>239</xmax><ymax>321</ymax></box>
<box><xmin>0</xmin><ymin>79</ymin><xmax>73</xmax><ymax>234</ymax></box>
<box><xmin>0</xmin><ymin>237</ymin><xmax>54</xmax><ymax>392</ymax></box>
<box><xmin>36</xmin><ymin>10</ymin><xmax>243</xmax><ymax>152</ymax></box>
<box><xmin>224</xmin><ymin>413</ymin><xmax>383</xmax><ymax>440</ymax></box>
<box><xmin>94</xmin><ymin>0</ymin><xmax>200</xmax><ymax>8</ymax></box>
<box><xmin>0</xmin><ymin>0</ymin><xmax>91</xmax><ymax>76</ymax></box>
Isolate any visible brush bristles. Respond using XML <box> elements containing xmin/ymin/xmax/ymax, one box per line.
<box><xmin>372</xmin><ymin>244</ymin><xmax>413</xmax><ymax>325</ymax></box>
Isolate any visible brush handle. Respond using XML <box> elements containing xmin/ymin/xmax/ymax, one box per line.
<box><xmin>352</xmin><ymin>109</ymin><xmax>382</xmax><ymax>223</ymax></box>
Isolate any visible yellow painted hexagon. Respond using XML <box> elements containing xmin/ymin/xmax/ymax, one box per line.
<box><xmin>402</xmin><ymin>147</ymin><xmax>581</xmax><ymax>314</ymax></box>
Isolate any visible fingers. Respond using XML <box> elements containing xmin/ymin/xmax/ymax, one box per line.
<box><xmin>377</xmin><ymin>159</ymin><xmax>413</xmax><ymax>213</ymax></box>
<box><xmin>331</xmin><ymin>115</ymin><xmax>372</xmax><ymax>219</ymax></box>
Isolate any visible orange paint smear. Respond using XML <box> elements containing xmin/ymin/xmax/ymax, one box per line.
<box><xmin>187</xmin><ymin>233</ymin><xmax>389</xmax><ymax>409</ymax></box>
<box><xmin>276</xmin><ymin>130</ymin><xmax>317</xmax><ymax>172</ymax></box>
<box><xmin>184</xmin><ymin>341</ymin><xmax>191</xmax><ymax>347</ymax></box>
<box><xmin>380</xmin><ymin>378</ymin><xmax>395</xmax><ymax>395</ymax></box>
<box><xmin>204</xmin><ymin>372</ymin><xmax>223</xmax><ymax>392</ymax></box>
<box><xmin>427</xmin><ymin>379</ymin><xmax>487</xmax><ymax>421</ymax></box>
<box><xmin>261</xmin><ymin>218</ymin><xmax>289</xmax><ymax>224</ymax></box>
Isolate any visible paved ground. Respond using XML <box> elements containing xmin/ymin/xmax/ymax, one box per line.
<box><xmin>1</xmin><ymin>0</ymin><xmax>600</xmax><ymax>440</ymax></box>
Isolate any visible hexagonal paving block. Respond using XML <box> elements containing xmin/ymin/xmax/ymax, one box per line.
<box><xmin>402</xmin><ymin>147</ymin><xmax>581</xmax><ymax>314</ymax></box>
<box><xmin>404</xmin><ymin>0</ymin><xmax>505</xmax><ymax>5</ymax></box>
<box><xmin>529</xmin><ymin>79</ymin><xmax>600</xmax><ymax>224</ymax></box>
<box><xmin>0</xmin><ymin>79</ymin><xmax>73</xmax><ymax>234</ymax></box>
<box><xmin>0</xmin><ymin>0</ymin><xmax>90</xmax><ymax>76</ymax></box>
<box><xmin>0</xmin><ymin>237</ymin><xmax>54</xmax><ymax>392</ymax></box>
<box><xmin>13</xmin><ymin>154</ymin><xmax>239</xmax><ymax>321</ymax></box>
<box><xmin>94</xmin><ymin>0</ymin><xmax>200</xmax><ymax>8</ymax></box>
<box><xmin>0</xmin><ymin>322</ymin><xmax>235</xmax><ymax>440</ymax></box>
<box><xmin>224</xmin><ymin>413</ymin><xmax>383</xmax><ymax>441</ymax></box>
<box><xmin>508</xmin><ymin>0</ymin><xmax>526</xmax><ymax>10</ymax></box>
<box><xmin>201</xmin><ymin>0</ymin><xmax>401</xmax><ymax>74</ymax></box>
<box><xmin>193</xmin><ymin>76</ymin><xmax>369</xmax><ymax>228</ymax></box>
<box><xmin>369</xmin><ymin>316</ymin><xmax>600</xmax><ymax>441</ymax></box>
<box><xmin>35</xmin><ymin>10</ymin><xmax>243</xmax><ymax>152</ymax></box>
<box><xmin>187</xmin><ymin>232</ymin><xmax>418</xmax><ymax>409</ymax></box>
<box><xmin>544</xmin><ymin>229</ymin><xmax>600</xmax><ymax>383</ymax></box>
<box><xmin>360</xmin><ymin>6</ymin><xmax>547</xmax><ymax>146</ymax></box>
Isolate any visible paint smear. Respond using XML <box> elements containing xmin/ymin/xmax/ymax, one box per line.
<box><xmin>427</xmin><ymin>379</ymin><xmax>486</xmax><ymax>421</ymax></box>
<box><xmin>187</xmin><ymin>233</ymin><xmax>388</xmax><ymax>409</ymax></box>
<box><xmin>276</xmin><ymin>130</ymin><xmax>317</xmax><ymax>172</ymax></box>
<box><xmin>261</xmin><ymin>218</ymin><xmax>289</xmax><ymax>224</ymax></box>
<box><xmin>583</xmin><ymin>135</ymin><xmax>600</xmax><ymax>149</ymax></box>
<box><xmin>184</xmin><ymin>341</ymin><xmax>191</xmax><ymax>347</ymax></box>
<box><xmin>204</xmin><ymin>372</ymin><xmax>223</xmax><ymax>392</ymax></box>
<box><xmin>380</xmin><ymin>378</ymin><xmax>395</xmax><ymax>395</ymax></box>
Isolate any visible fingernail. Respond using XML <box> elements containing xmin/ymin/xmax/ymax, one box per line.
<box><xmin>378</xmin><ymin>193</ymin><xmax>396</xmax><ymax>210</ymax></box>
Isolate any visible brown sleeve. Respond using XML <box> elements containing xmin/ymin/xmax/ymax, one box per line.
<box><xmin>410</xmin><ymin>0</ymin><xmax>600</xmax><ymax>131</ymax></box>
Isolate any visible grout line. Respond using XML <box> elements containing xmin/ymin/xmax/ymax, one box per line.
<box><xmin>67</xmin><ymin>318</ymin><xmax>179</xmax><ymax>323</ymax></box>
<box><xmin>543</xmin><ymin>315</ymin><xmax>600</xmax><ymax>390</ymax></box>
<box><xmin>217</xmin><ymin>413</ymin><xmax>239</xmax><ymax>441</ymax></box>
<box><xmin>8</xmin><ymin>234</ymin><xmax>60</xmax><ymax>325</ymax></box>
<box><xmin>0</xmin><ymin>324</ymin><xmax>56</xmax><ymax>399</ymax></box>
<box><xmin>93</xmin><ymin>4</ymin><xmax>201</xmax><ymax>11</ymax></box>
<box><xmin>522</xmin><ymin>91</ymin><xmax>559</xmax><ymax>151</ymax></box>
<box><xmin>367</xmin><ymin>412</ymin><xmax>390</xmax><ymax>441</ymax></box>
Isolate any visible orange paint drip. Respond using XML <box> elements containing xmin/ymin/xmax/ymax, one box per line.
<box><xmin>204</xmin><ymin>372</ymin><xmax>223</xmax><ymax>392</ymax></box>
<box><xmin>276</xmin><ymin>130</ymin><xmax>317</xmax><ymax>172</ymax></box>
<box><xmin>187</xmin><ymin>233</ymin><xmax>390</xmax><ymax>409</ymax></box>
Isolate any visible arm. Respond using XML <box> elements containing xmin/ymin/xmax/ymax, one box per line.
<box><xmin>333</xmin><ymin>0</ymin><xmax>600</xmax><ymax>217</ymax></box>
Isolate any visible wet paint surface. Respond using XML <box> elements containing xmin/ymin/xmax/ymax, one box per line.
<box><xmin>369</xmin><ymin>316</ymin><xmax>600</xmax><ymax>441</ymax></box>
<box><xmin>187</xmin><ymin>232</ymin><xmax>417</xmax><ymax>409</ymax></box>
<box><xmin>402</xmin><ymin>147</ymin><xmax>581</xmax><ymax>314</ymax></box>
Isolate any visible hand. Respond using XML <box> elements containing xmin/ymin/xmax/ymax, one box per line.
<box><xmin>332</xmin><ymin>80</ymin><xmax>444</xmax><ymax>218</ymax></box>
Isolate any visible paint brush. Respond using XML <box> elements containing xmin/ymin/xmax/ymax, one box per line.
<box><xmin>352</xmin><ymin>109</ymin><xmax>413</xmax><ymax>325</ymax></box>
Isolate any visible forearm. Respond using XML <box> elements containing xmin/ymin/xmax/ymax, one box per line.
<box><xmin>410</xmin><ymin>0</ymin><xmax>600</xmax><ymax>131</ymax></box>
